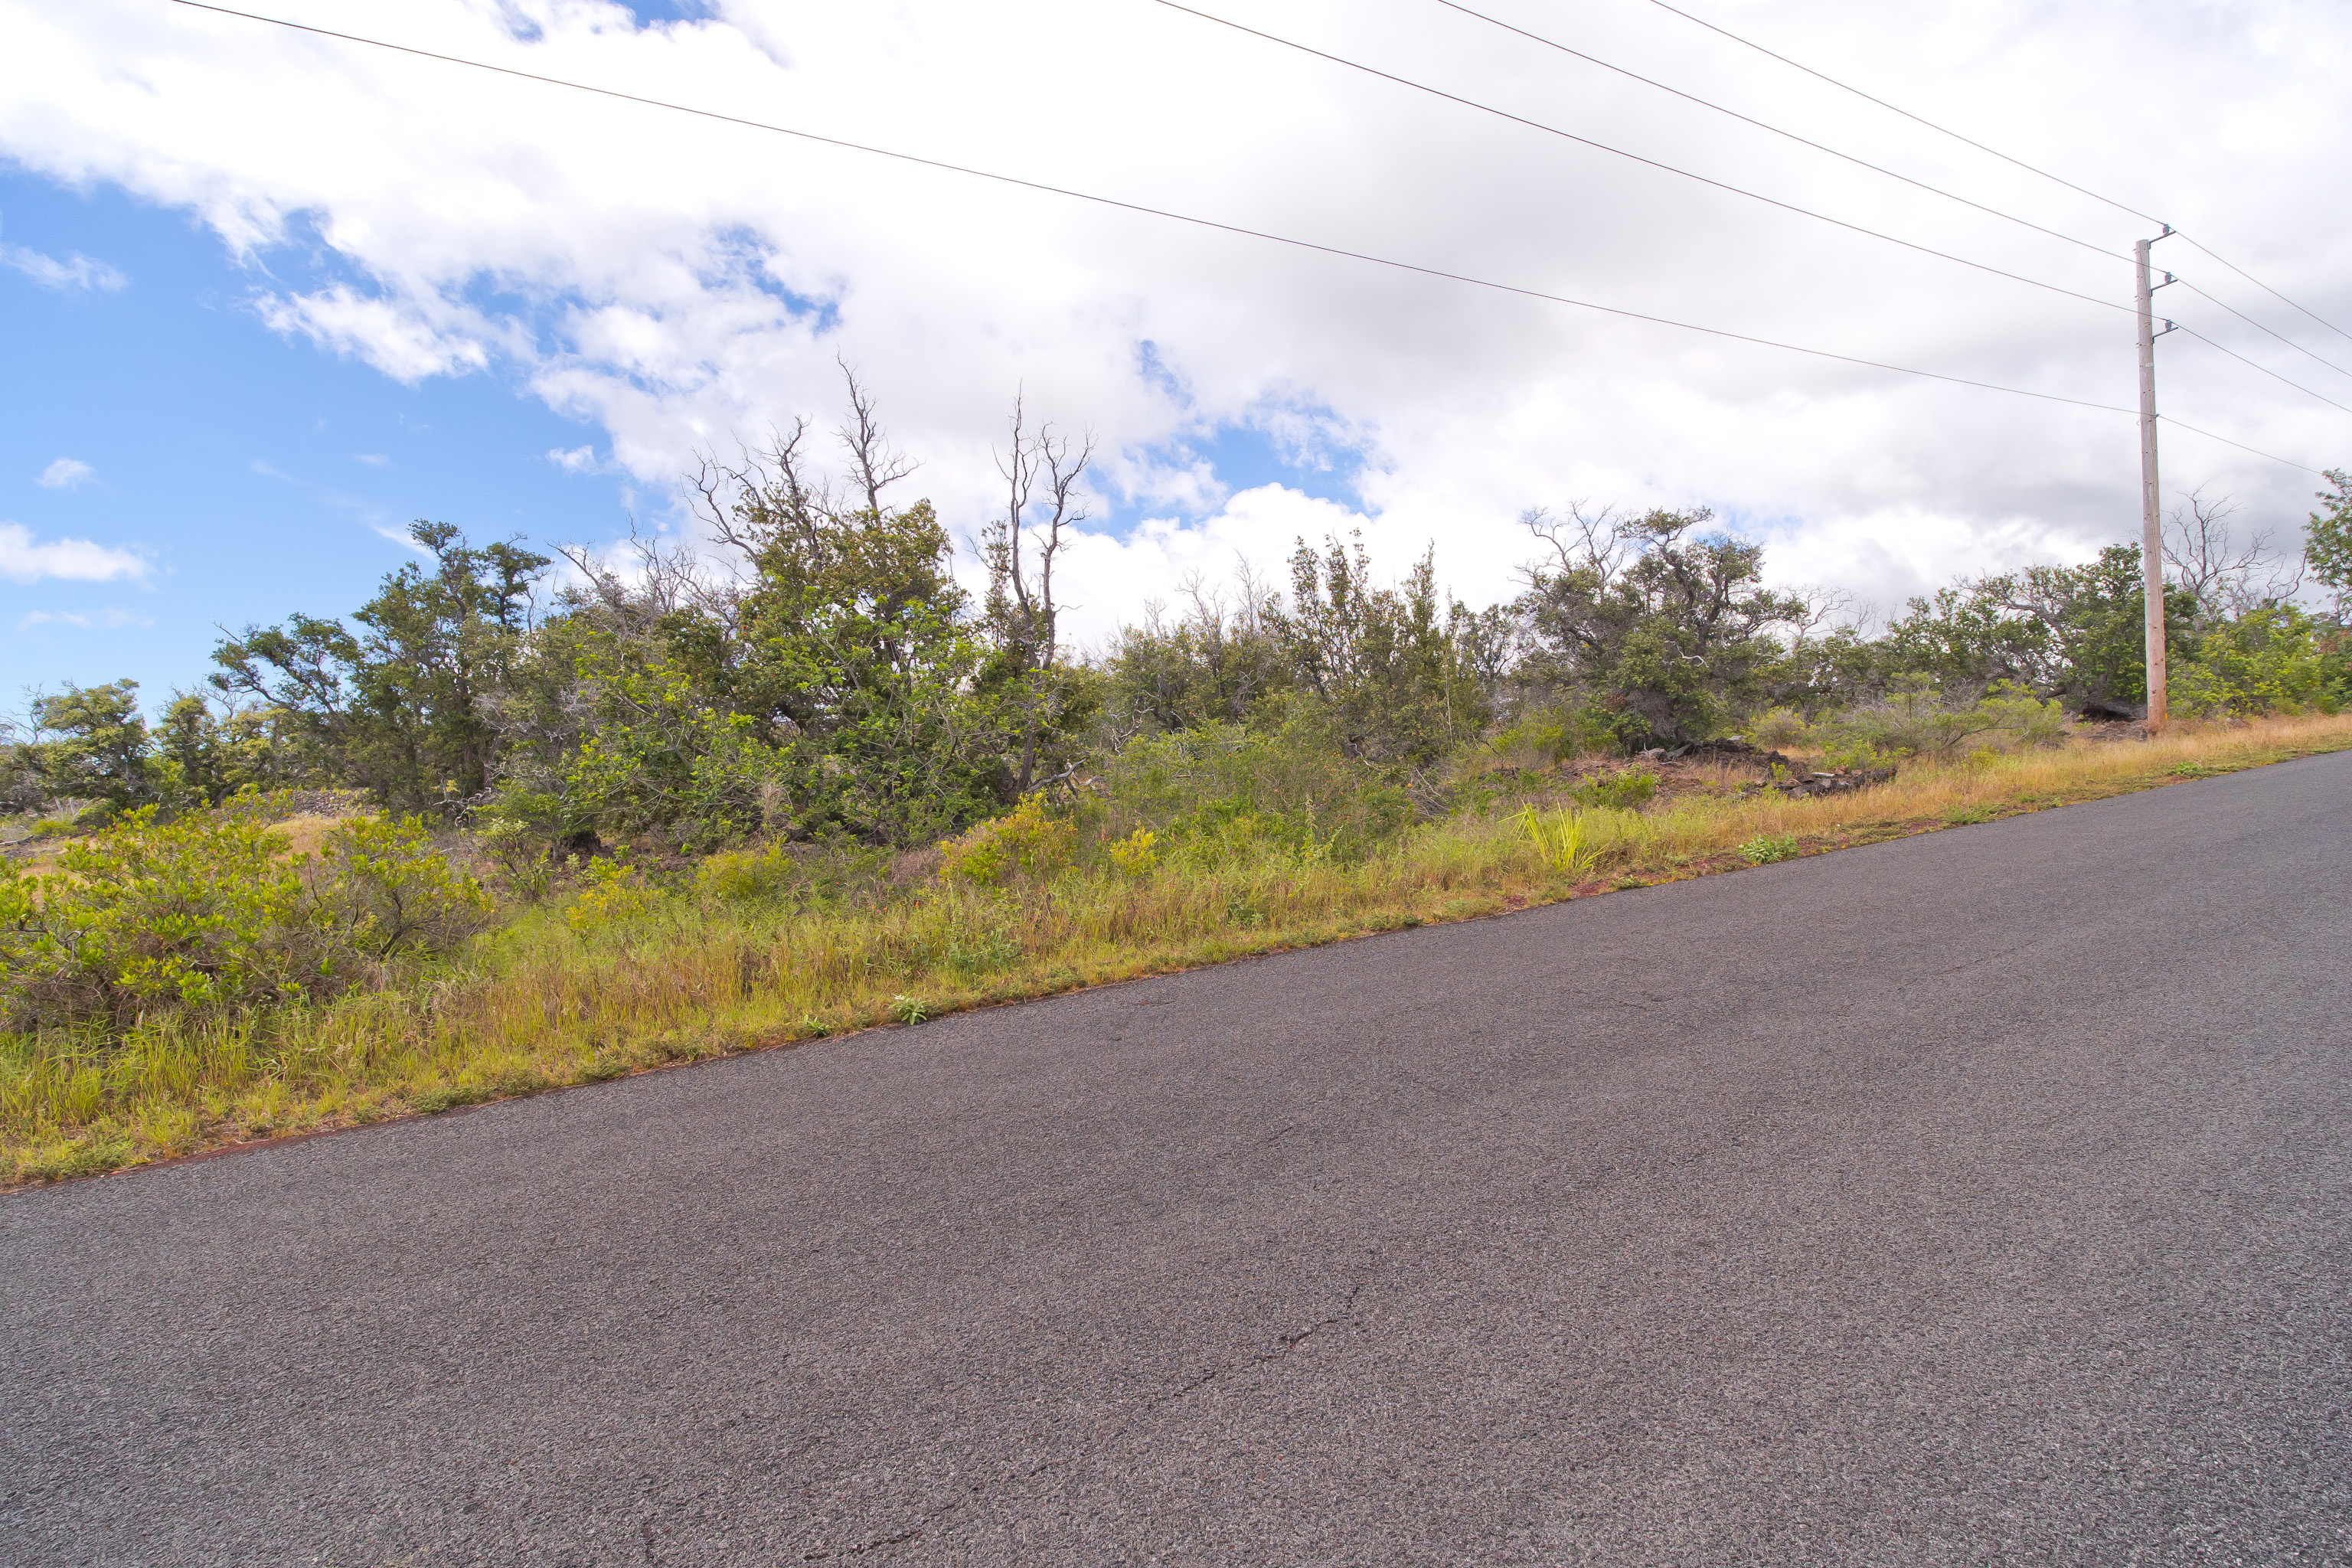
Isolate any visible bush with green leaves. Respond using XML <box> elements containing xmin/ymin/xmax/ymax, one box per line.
<box><xmin>2170</xmin><ymin>606</ymin><xmax>2345</xmax><ymax>719</ymax></box>
<box><xmin>937</xmin><ymin>795</ymin><xmax>1076</xmax><ymax>886</ymax></box>
<box><xmin>1809</xmin><ymin>679</ymin><xmax>2069</xmax><ymax>762</ymax></box>
<box><xmin>311</xmin><ymin>813</ymin><xmax>495</xmax><ymax>962</ymax></box>
<box><xmin>1095</xmin><ymin>709</ymin><xmax>1413</xmax><ymax>865</ymax></box>
<box><xmin>0</xmin><ymin>798</ymin><xmax>489</xmax><ymax>1035</ymax></box>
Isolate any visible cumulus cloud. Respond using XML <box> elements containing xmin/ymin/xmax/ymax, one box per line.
<box><xmin>548</xmin><ymin>444</ymin><xmax>598</xmax><ymax>472</ymax></box>
<box><xmin>37</xmin><ymin>457</ymin><xmax>93</xmax><ymax>489</ymax></box>
<box><xmin>0</xmin><ymin>521</ymin><xmax>150</xmax><ymax>584</ymax></box>
<box><xmin>0</xmin><ymin>0</ymin><xmax>2347</xmax><ymax>624</ymax></box>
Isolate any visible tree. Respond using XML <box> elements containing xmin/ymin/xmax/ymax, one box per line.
<box><xmin>978</xmin><ymin>397</ymin><xmax>1094</xmax><ymax>793</ymax></box>
<box><xmin>1514</xmin><ymin>505</ymin><xmax>1808</xmax><ymax>747</ymax></box>
<box><xmin>212</xmin><ymin>521</ymin><xmax>549</xmax><ymax>810</ymax></box>
<box><xmin>17</xmin><ymin>681</ymin><xmax>156</xmax><ymax>815</ymax></box>
<box><xmin>2164</xmin><ymin>487</ymin><xmax>2302</xmax><ymax>629</ymax></box>
<box><xmin>1104</xmin><ymin>567</ymin><xmax>1292</xmax><ymax>733</ymax></box>
<box><xmin>1273</xmin><ymin>532</ymin><xmax>1487</xmax><ymax>766</ymax></box>
<box><xmin>688</xmin><ymin>379</ymin><xmax>1005</xmax><ymax>843</ymax></box>
<box><xmin>2307</xmin><ymin>469</ymin><xmax>2352</xmax><ymax>614</ymax></box>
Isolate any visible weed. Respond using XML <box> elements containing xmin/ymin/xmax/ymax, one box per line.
<box><xmin>1942</xmin><ymin>805</ymin><xmax>1998</xmax><ymax>825</ymax></box>
<box><xmin>890</xmin><ymin>994</ymin><xmax>929</xmax><ymax>1025</ymax></box>
<box><xmin>410</xmin><ymin>1083</ymin><xmax>490</xmax><ymax>1115</ymax></box>
<box><xmin>1567</xmin><ymin>773</ymin><xmax>1658</xmax><ymax>812</ymax></box>
<box><xmin>1102</xmin><ymin>827</ymin><xmax>1160</xmax><ymax>876</ymax></box>
<box><xmin>1521</xmin><ymin>805</ymin><xmax>1598</xmax><ymax>874</ymax></box>
<box><xmin>1740</xmin><ymin>834</ymin><xmax>1801</xmax><ymax>865</ymax></box>
<box><xmin>564</xmin><ymin>854</ymin><xmax>654</xmax><ymax>933</ymax></box>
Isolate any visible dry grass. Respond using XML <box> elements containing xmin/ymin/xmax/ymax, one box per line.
<box><xmin>6</xmin><ymin>712</ymin><xmax>2348</xmax><ymax>1188</ymax></box>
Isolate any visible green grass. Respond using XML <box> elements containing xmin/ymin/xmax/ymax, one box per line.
<box><xmin>7</xmin><ymin>710</ymin><xmax>2351</xmax><ymax>1188</ymax></box>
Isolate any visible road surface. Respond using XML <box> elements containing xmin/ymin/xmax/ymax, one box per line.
<box><xmin>5</xmin><ymin>751</ymin><xmax>2350</xmax><ymax>1565</ymax></box>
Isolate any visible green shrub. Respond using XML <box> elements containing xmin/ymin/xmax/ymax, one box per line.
<box><xmin>1749</xmin><ymin>707</ymin><xmax>1808</xmax><ymax>751</ymax></box>
<box><xmin>696</xmin><ymin>841</ymin><xmax>802</xmax><ymax>904</ymax></box>
<box><xmin>1740</xmin><ymin>833</ymin><xmax>1800</xmax><ymax>864</ymax></box>
<box><xmin>0</xmin><ymin>801</ymin><xmax>488</xmax><ymax>1034</ymax></box>
<box><xmin>0</xmin><ymin>806</ymin><xmax>312</xmax><ymax>1029</ymax></box>
<box><xmin>1098</xmin><ymin>717</ymin><xmax>1412</xmax><ymax>864</ymax></box>
<box><xmin>1567</xmin><ymin>771</ymin><xmax>1657</xmax><ymax>812</ymax></box>
<box><xmin>564</xmin><ymin>855</ymin><xmax>654</xmax><ymax>933</ymax></box>
<box><xmin>1102</xmin><ymin>827</ymin><xmax>1159</xmax><ymax>875</ymax></box>
<box><xmin>313</xmin><ymin>815</ymin><xmax>493</xmax><ymax>962</ymax></box>
<box><xmin>2171</xmin><ymin>606</ymin><xmax>2344</xmax><ymax>718</ymax></box>
<box><xmin>938</xmin><ymin>795</ymin><xmax>1076</xmax><ymax>886</ymax></box>
<box><xmin>1811</xmin><ymin>678</ymin><xmax>2068</xmax><ymax>762</ymax></box>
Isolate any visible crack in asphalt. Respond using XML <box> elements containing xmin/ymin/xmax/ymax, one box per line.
<box><xmin>802</xmin><ymin>1259</ymin><xmax>1380</xmax><ymax>1561</ymax></box>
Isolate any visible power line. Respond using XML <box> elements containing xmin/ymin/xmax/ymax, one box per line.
<box><xmin>2160</xmin><ymin>416</ymin><xmax>2326</xmax><ymax>477</ymax></box>
<box><xmin>2175</xmin><ymin>279</ymin><xmax>2352</xmax><ymax>383</ymax></box>
<box><xmin>1643</xmin><ymin>0</ymin><xmax>2163</xmax><ymax>226</ymax></box>
<box><xmin>1145</xmin><ymin>0</ymin><xmax>2132</xmax><ymax>318</ymax></box>
<box><xmin>2176</xmin><ymin>234</ymin><xmax>2352</xmax><ymax>349</ymax></box>
<box><xmin>1423</xmin><ymin>0</ymin><xmax>2128</xmax><ymax>264</ymax></box>
<box><xmin>1643</xmin><ymin>0</ymin><xmax>2352</xmax><ymax>354</ymax></box>
<box><xmin>2173</xmin><ymin>325</ymin><xmax>2352</xmax><ymax>419</ymax></box>
<box><xmin>160</xmin><ymin>1</ymin><xmax>2324</xmax><ymax>475</ymax></box>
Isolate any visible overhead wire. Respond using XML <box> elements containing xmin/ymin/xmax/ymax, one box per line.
<box><xmin>2175</xmin><ymin>234</ymin><xmax>2352</xmax><ymax>349</ymax></box>
<box><xmin>1643</xmin><ymin>0</ymin><xmax>2161</xmax><ymax>224</ymax></box>
<box><xmin>1162</xmin><ymin>0</ymin><xmax>2352</xmax><ymax>421</ymax></box>
<box><xmin>2172</xmin><ymin>326</ymin><xmax>2352</xmax><ymax>419</ymax></box>
<box><xmin>157</xmin><ymin>0</ymin><xmax>2326</xmax><ymax>475</ymax></box>
<box><xmin>1642</xmin><ymin>0</ymin><xmax>2352</xmax><ymax>351</ymax></box>
<box><xmin>1144</xmin><ymin>0</ymin><xmax>2134</xmax><ymax>318</ymax></box>
<box><xmin>1422</xmin><ymin>0</ymin><xmax>2128</xmax><ymax>264</ymax></box>
<box><xmin>2174</xmin><ymin>279</ymin><xmax>2352</xmax><ymax>384</ymax></box>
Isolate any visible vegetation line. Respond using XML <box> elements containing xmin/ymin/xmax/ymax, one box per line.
<box><xmin>5</xmin><ymin>714</ymin><xmax>2346</xmax><ymax>1190</ymax></box>
<box><xmin>6</xmin><ymin>381</ymin><xmax>2350</xmax><ymax>1189</ymax></box>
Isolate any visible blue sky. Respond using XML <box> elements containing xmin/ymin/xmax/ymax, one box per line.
<box><xmin>2</xmin><ymin>170</ymin><xmax>637</xmax><ymax>707</ymax></box>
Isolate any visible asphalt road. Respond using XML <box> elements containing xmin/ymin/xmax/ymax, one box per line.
<box><xmin>6</xmin><ymin>752</ymin><xmax>2350</xmax><ymax>1566</ymax></box>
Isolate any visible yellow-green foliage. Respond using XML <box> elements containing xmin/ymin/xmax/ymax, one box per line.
<box><xmin>0</xmin><ymin>800</ymin><xmax>491</xmax><ymax>1032</ymax></box>
<box><xmin>938</xmin><ymin>795</ymin><xmax>1075</xmax><ymax>886</ymax></box>
<box><xmin>0</xmin><ymin>805</ymin><xmax>309</xmax><ymax>1024</ymax></box>
<box><xmin>1102</xmin><ymin>827</ymin><xmax>1159</xmax><ymax>875</ymax></box>
<box><xmin>315</xmin><ymin>815</ymin><xmax>494</xmax><ymax>961</ymax></box>
<box><xmin>1521</xmin><ymin>805</ymin><xmax>1597</xmax><ymax>875</ymax></box>
<box><xmin>695</xmin><ymin>841</ymin><xmax>799</xmax><ymax>904</ymax></box>
<box><xmin>565</xmin><ymin>855</ymin><xmax>653</xmax><ymax>932</ymax></box>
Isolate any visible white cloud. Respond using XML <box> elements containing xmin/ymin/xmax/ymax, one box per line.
<box><xmin>0</xmin><ymin>521</ymin><xmax>150</xmax><ymax>584</ymax></box>
<box><xmin>0</xmin><ymin>0</ymin><xmax>2347</xmax><ymax>627</ymax></box>
<box><xmin>0</xmin><ymin>239</ymin><xmax>125</xmax><ymax>291</ymax></box>
<box><xmin>37</xmin><ymin>457</ymin><xmax>93</xmax><ymax>489</ymax></box>
<box><xmin>353</xmin><ymin>452</ymin><xmax>389</xmax><ymax>466</ymax></box>
<box><xmin>256</xmin><ymin>286</ymin><xmax>492</xmax><ymax>384</ymax></box>
<box><xmin>16</xmin><ymin>607</ymin><xmax>153</xmax><ymax>631</ymax></box>
<box><xmin>548</xmin><ymin>443</ymin><xmax>598</xmax><ymax>472</ymax></box>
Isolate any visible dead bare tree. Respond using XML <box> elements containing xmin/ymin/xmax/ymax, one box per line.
<box><xmin>1521</xmin><ymin>502</ymin><xmax>1631</xmax><ymax>590</ymax></box>
<box><xmin>2164</xmin><ymin>486</ymin><xmax>2304</xmax><ymax>626</ymax></box>
<box><xmin>982</xmin><ymin>394</ymin><xmax>1093</xmax><ymax>792</ymax></box>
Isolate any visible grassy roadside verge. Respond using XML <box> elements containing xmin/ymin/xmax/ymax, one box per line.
<box><xmin>8</xmin><ymin>712</ymin><xmax>2350</xmax><ymax>1190</ymax></box>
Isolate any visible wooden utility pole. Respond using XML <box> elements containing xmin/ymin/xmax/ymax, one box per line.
<box><xmin>2135</xmin><ymin>230</ymin><xmax>2176</xmax><ymax>731</ymax></box>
